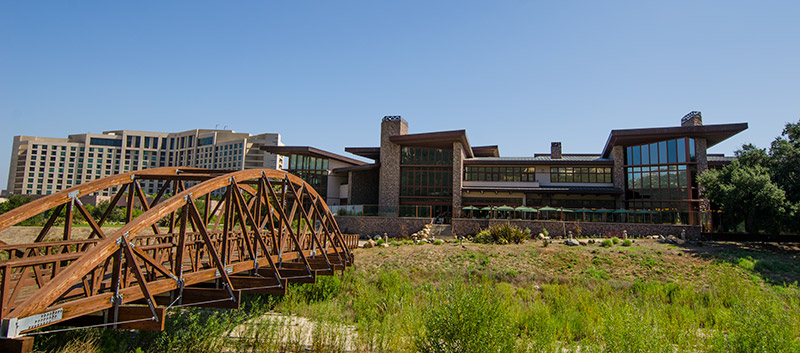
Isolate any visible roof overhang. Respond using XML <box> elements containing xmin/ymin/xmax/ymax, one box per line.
<box><xmin>601</xmin><ymin>123</ymin><xmax>748</xmax><ymax>158</ymax></box>
<box><xmin>260</xmin><ymin>146</ymin><xmax>366</xmax><ymax>166</ymax></box>
<box><xmin>344</xmin><ymin>147</ymin><xmax>380</xmax><ymax>161</ymax></box>
<box><xmin>332</xmin><ymin>163</ymin><xmax>381</xmax><ymax>173</ymax></box>
<box><xmin>389</xmin><ymin>130</ymin><xmax>474</xmax><ymax>158</ymax></box>
<box><xmin>471</xmin><ymin>145</ymin><xmax>500</xmax><ymax>157</ymax></box>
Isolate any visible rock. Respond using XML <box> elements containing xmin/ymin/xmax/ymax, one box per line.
<box><xmin>363</xmin><ymin>239</ymin><xmax>376</xmax><ymax>248</ymax></box>
<box><xmin>373</xmin><ymin>235</ymin><xmax>382</xmax><ymax>241</ymax></box>
<box><xmin>564</xmin><ymin>239</ymin><xmax>580</xmax><ymax>246</ymax></box>
<box><xmin>537</xmin><ymin>233</ymin><xmax>544</xmax><ymax>239</ymax></box>
<box><xmin>587</xmin><ymin>239</ymin><xmax>596</xmax><ymax>244</ymax></box>
<box><xmin>579</xmin><ymin>241</ymin><xmax>588</xmax><ymax>246</ymax></box>
<box><xmin>380</xmin><ymin>243</ymin><xmax>389</xmax><ymax>248</ymax></box>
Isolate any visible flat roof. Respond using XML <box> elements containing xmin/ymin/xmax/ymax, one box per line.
<box><xmin>601</xmin><ymin>123</ymin><xmax>748</xmax><ymax>157</ymax></box>
<box><xmin>260</xmin><ymin>146</ymin><xmax>366</xmax><ymax>166</ymax></box>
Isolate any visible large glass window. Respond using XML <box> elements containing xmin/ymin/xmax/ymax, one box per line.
<box><xmin>550</xmin><ymin>167</ymin><xmax>612</xmax><ymax>183</ymax></box>
<box><xmin>464</xmin><ymin>166</ymin><xmax>536</xmax><ymax>182</ymax></box>
<box><xmin>286</xmin><ymin>154</ymin><xmax>329</xmax><ymax>199</ymax></box>
<box><xmin>400</xmin><ymin>147</ymin><xmax>453</xmax><ymax>217</ymax></box>
<box><xmin>624</xmin><ymin>138</ymin><xmax>699</xmax><ymax>224</ymax></box>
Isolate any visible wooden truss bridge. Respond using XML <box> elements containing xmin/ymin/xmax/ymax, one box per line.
<box><xmin>0</xmin><ymin>168</ymin><xmax>357</xmax><ymax>352</ymax></box>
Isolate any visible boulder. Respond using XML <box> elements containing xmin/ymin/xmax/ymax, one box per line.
<box><xmin>587</xmin><ymin>239</ymin><xmax>596</xmax><ymax>244</ymax></box>
<box><xmin>564</xmin><ymin>239</ymin><xmax>580</xmax><ymax>246</ymax></box>
<box><xmin>363</xmin><ymin>239</ymin><xmax>376</xmax><ymax>248</ymax></box>
<box><xmin>380</xmin><ymin>243</ymin><xmax>390</xmax><ymax>248</ymax></box>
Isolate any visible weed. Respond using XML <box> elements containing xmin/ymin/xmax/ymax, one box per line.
<box><xmin>601</xmin><ymin>239</ymin><xmax>613</xmax><ymax>248</ymax></box>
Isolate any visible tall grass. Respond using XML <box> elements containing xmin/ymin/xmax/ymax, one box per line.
<box><xmin>34</xmin><ymin>256</ymin><xmax>800</xmax><ymax>352</ymax></box>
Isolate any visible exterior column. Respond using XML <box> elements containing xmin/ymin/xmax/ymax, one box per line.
<box><xmin>695</xmin><ymin>138</ymin><xmax>710</xmax><ymax>227</ymax></box>
<box><xmin>378</xmin><ymin>117</ymin><xmax>408</xmax><ymax>216</ymax></box>
<box><xmin>612</xmin><ymin>145</ymin><xmax>626</xmax><ymax>209</ymax></box>
<box><xmin>452</xmin><ymin>141</ymin><xmax>464</xmax><ymax>217</ymax></box>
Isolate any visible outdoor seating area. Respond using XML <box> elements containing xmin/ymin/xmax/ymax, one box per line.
<box><xmin>458</xmin><ymin>205</ymin><xmax>695</xmax><ymax>224</ymax></box>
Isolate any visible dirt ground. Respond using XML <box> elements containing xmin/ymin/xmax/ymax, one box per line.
<box><xmin>0</xmin><ymin>226</ymin><xmax>155</xmax><ymax>245</ymax></box>
<box><xmin>352</xmin><ymin>238</ymin><xmax>800</xmax><ymax>286</ymax></box>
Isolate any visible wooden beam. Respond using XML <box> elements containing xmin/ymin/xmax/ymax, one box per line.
<box><xmin>116</xmin><ymin>305</ymin><xmax>165</xmax><ymax>331</ymax></box>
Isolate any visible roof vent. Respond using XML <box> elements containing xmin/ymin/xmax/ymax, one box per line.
<box><xmin>382</xmin><ymin>115</ymin><xmax>403</xmax><ymax>122</ymax></box>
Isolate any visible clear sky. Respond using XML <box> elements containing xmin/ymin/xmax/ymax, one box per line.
<box><xmin>2</xmin><ymin>1</ymin><xmax>798</xmax><ymax>190</ymax></box>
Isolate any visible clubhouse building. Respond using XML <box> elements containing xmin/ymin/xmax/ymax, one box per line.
<box><xmin>263</xmin><ymin>111</ymin><xmax>747</xmax><ymax>227</ymax></box>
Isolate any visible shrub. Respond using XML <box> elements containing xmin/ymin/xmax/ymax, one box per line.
<box><xmin>622</xmin><ymin>239</ymin><xmax>633</xmax><ymax>247</ymax></box>
<box><xmin>611</xmin><ymin>237</ymin><xmax>621</xmax><ymax>245</ymax></box>
<box><xmin>376</xmin><ymin>239</ymin><xmax>386</xmax><ymax>245</ymax></box>
<box><xmin>416</xmin><ymin>283</ymin><xmax>516</xmax><ymax>353</ymax></box>
<box><xmin>601</xmin><ymin>239</ymin><xmax>613</xmax><ymax>248</ymax></box>
<box><xmin>542</xmin><ymin>227</ymin><xmax>550</xmax><ymax>237</ymax></box>
<box><xmin>472</xmin><ymin>223</ymin><xmax>530</xmax><ymax>245</ymax></box>
<box><xmin>433</xmin><ymin>240</ymin><xmax>444</xmax><ymax>245</ymax></box>
<box><xmin>390</xmin><ymin>241</ymin><xmax>401</xmax><ymax>246</ymax></box>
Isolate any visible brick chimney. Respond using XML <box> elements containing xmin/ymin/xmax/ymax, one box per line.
<box><xmin>681</xmin><ymin>111</ymin><xmax>703</xmax><ymax>127</ymax></box>
<box><xmin>551</xmin><ymin>142</ymin><xmax>562</xmax><ymax>159</ymax></box>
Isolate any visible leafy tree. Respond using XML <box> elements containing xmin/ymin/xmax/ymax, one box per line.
<box><xmin>0</xmin><ymin>194</ymin><xmax>36</xmax><ymax>214</ymax></box>
<box><xmin>699</xmin><ymin>140</ymin><xmax>795</xmax><ymax>234</ymax></box>
<box><xmin>768</xmin><ymin>120</ymin><xmax>800</xmax><ymax>231</ymax></box>
<box><xmin>0</xmin><ymin>194</ymin><xmax>45</xmax><ymax>225</ymax></box>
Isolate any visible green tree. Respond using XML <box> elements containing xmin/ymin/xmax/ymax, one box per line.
<box><xmin>768</xmin><ymin>120</ymin><xmax>800</xmax><ymax>231</ymax></box>
<box><xmin>699</xmin><ymin>147</ymin><xmax>790</xmax><ymax>234</ymax></box>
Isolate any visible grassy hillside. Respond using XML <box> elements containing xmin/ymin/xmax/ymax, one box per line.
<box><xmin>35</xmin><ymin>239</ymin><xmax>800</xmax><ymax>352</ymax></box>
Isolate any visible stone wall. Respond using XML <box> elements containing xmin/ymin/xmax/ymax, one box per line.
<box><xmin>334</xmin><ymin>216</ymin><xmax>433</xmax><ymax>237</ymax></box>
<box><xmin>334</xmin><ymin>215</ymin><xmax>700</xmax><ymax>239</ymax></box>
<box><xmin>452</xmin><ymin>218</ymin><xmax>700</xmax><ymax>238</ymax></box>
<box><xmin>349</xmin><ymin>168</ymin><xmax>379</xmax><ymax>205</ymax></box>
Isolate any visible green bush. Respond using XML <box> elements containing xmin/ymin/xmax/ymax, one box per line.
<box><xmin>611</xmin><ymin>237</ymin><xmax>621</xmax><ymax>245</ymax></box>
<box><xmin>433</xmin><ymin>240</ymin><xmax>444</xmax><ymax>245</ymax></box>
<box><xmin>376</xmin><ymin>239</ymin><xmax>386</xmax><ymax>245</ymax></box>
<box><xmin>472</xmin><ymin>223</ymin><xmax>530</xmax><ymax>245</ymax></box>
<box><xmin>601</xmin><ymin>239</ymin><xmax>613</xmax><ymax>248</ymax></box>
<box><xmin>390</xmin><ymin>241</ymin><xmax>401</xmax><ymax>246</ymax></box>
<box><xmin>416</xmin><ymin>283</ymin><xmax>516</xmax><ymax>353</ymax></box>
<box><xmin>622</xmin><ymin>239</ymin><xmax>633</xmax><ymax>247</ymax></box>
<box><xmin>542</xmin><ymin>227</ymin><xmax>550</xmax><ymax>237</ymax></box>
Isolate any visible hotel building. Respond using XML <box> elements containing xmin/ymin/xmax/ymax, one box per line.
<box><xmin>269</xmin><ymin>112</ymin><xmax>747</xmax><ymax>226</ymax></box>
<box><xmin>6</xmin><ymin>129</ymin><xmax>283</xmax><ymax>196</ymax></box>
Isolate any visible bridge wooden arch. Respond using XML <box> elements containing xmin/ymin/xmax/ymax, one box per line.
<box><xmin>0</xmin><ymin>168</ymin><xmax>356</xmax><ymax>352</ymax></box>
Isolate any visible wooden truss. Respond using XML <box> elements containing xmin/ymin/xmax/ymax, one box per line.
<box><xmin>0</xmin><ymin>168</ymin><xmax>356</xmax><ymax>351</ymax></box>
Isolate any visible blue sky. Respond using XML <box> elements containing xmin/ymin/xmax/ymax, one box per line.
<box><xmin>2</xmin><ymin>1</ymin><xmax>798</xmax><ymax>189</ymax></box>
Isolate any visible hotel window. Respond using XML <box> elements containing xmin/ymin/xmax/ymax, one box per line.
<box><xmin>550</xmin><ymin>167</ymin><xmax>612</xmax><ymax>183</ymax></box>
<box><xmin>464</xmin><ymin>166</ymin><xmax>536</xmax><ymax>182</ymax></box>
<box><xmin>400</xmin><ymin>147</ymin><xmax>453</xmax><ymax>208</ymax></box>
<box><xmin>624</xmin><ymin>138</ymin><xmax>699</xmax><ymax>224</ymax></box>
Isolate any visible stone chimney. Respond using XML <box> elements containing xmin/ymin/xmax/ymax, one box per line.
<box><xmin>681</xmin><ymin>111</ymin><xmax>703</xmax><ymax>127</ymax></box>
<box><xmin>379</xmin><ymin>116</ymin><xmax>408</xmax><ymax>210</ymax></box>
<box><xmin>551</xmin><ymin>142</ymin><xmax>562</xmax><ymax>159</ymax></box>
